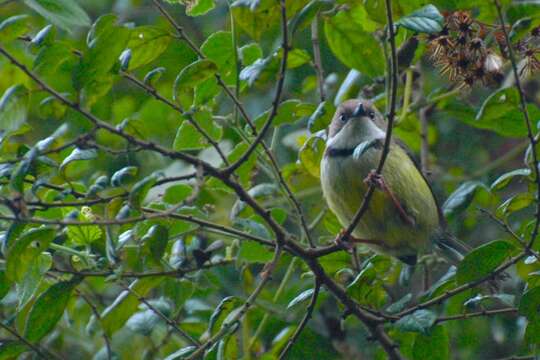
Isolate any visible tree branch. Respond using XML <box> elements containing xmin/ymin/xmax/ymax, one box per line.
<box><xmin>278</xmin><ymin>281</ymin><xmax>321</xmax><ymax>359</ymax></box>
<box><xmin>493</xmin><ymin>0</ymin><xmax>540</xmax><ymax>251</ymax></box>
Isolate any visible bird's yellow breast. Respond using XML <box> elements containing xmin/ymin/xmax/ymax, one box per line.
<box><xmin>320</xmin><ymin>142</ymin><xmax>440</xmax><ymax>258</ymax></box>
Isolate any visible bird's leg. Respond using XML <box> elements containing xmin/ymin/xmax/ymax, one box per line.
<box><xmin>364</xmin><ymin>170</ymin><xmax>416</xmax><ymax>226</ymax></box>
<box><xmin>334</xmin><ymin>229</ymin><xmax>384</xmax><ymax>251</ymax></box>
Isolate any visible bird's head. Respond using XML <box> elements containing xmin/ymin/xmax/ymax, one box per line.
<box><xmin>327</xmin><ymin>99</ymin><xmax>386</xmax><ymax>149</ymax></box>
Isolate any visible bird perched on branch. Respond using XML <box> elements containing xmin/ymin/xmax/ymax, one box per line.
<box><xmin>320</xmin><ymin>99</ymin><xmax>468</xmax><ymax>267</ymax></box>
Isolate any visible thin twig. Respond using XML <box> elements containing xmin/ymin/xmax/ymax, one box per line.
<box><xmin>341</xmin><ymin>0</ymin><xmax>400</xmax><ymax>241</ymax></box>
<box><xmin>122</xmin><ymin>282</ymin><xmax>200</xmax><ymax>346</ymax></box>
<box><xmin>494</xmin><ymin>0</ymin><xmax>540</xmax><ymax>251</ymax></box>
<box><xmin>435</xmin><ymin>307</ymin><xmax>517</xmax><ymax>323</ymax></box>
<box><xmin>278</xmin><ymin>281</ymin><xmax>321</xmax><ymax>359</ymax></box>
<box><xmin>185</xmin><ymin>245</ymin><xmax>283</xmax><ymax>359</ymax></box>
<box><xmin>51</xmin><ymin>259</ymin><xmax>232</xmax><ymax>278</ymax></box>
<box><xmin>311</xmin><ymin>14</ymin><xmax>325</xmax><ymax>102</ymax></box>
<box><xmin>0</xmin><ymin>322</ymin><xmax>60</xmax><ymax>360</ymax></box>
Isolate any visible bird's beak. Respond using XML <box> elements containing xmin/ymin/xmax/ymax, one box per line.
<box><xmin>352</xmin><ymin>103</ymin><xmax>366</xmax><ymax>117</ymax></box>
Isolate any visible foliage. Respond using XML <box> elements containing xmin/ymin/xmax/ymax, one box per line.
<box><xmin>0</xmin><ymin>0</ymin><xmax>540</xmax><ymax>359</ymax></box>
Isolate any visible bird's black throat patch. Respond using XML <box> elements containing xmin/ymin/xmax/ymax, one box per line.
<box><xmin>325</xmin><ymin>147</ymin><xmax>356</xmax><ymax>158</ymax></box>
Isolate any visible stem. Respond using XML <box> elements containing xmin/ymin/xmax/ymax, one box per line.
<box><xmin>399</xmin><ymin>68</ymin><xmax>413</xmax><ymax>122</ymax></box>
<box><xmin>248</xmin><ymin>257</ymin><xmax>298</xmax><ymax>350</ymax></box>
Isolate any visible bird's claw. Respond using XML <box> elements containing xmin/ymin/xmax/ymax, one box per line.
<box><xmin>364</xmin><ymin>170</ymin><xmax>384</xmax><ymax>188</ymax></box>
<box><xmin>334</xmin><ymin>229</ymin><xmax>355</xmax><ymax>251</ymax></box>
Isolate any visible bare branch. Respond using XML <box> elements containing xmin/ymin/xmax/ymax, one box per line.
<box><xmin>493</xmin><ymin>0</ymin><xmax>540</xmax><ymax>250</ymax></box>
<box><xmin>278</xmin><ymin>281</ymin><xmax>321</xmax><ymax>359</ymax></box>
<box><xmin>340</xmin><ymin>0</ymin><xmax>400</xmax><ymax>240</ymax></box>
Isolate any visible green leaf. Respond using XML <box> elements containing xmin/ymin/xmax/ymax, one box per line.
<box><xmin>238</xmin><ymin>241</ymin><xmax>272</xmax><ymax>263</ymax></box>
<box><xmin>73</xmin><ymin>15</ymin><xmax>130</xmax><ymax>93</ymax></box>
<box><xmin>253</xmin><ymin>100</ymin><xmax>312</xmax><ymax>130</ymax></box>
<box><xmin>287</xmin><ymin>288</ymin><xmax>315</xmax><ymax>309</ymax></box>
<box><xmin>308</xmin><ymin>101</ymin><xmax>334</xmax><ymax>133</ymax></box>
<box><xmin>208</xmin><ymin>296</ymin><xmax>242</xmax><ymax>336</ymax></box>
<box><xmin>476</xmin><ymin>88</ymin><xmax>540</xmax><ymax>137</ymax></box>
<box><xmin>129</xmin><ymin>175</ymin><xmax>157</xmax><ymax>208</ymax></box>
<box><xmin>164</xmin><ymin>184</ymin><xmax>193</xmax><ymax>204</ymax></box>
<box><xmin>173</xmin><ymin>59</ymin><xmax>218</xmax><ymax>103</ymax></box>
<box><xmin>6</xmin><ymin>227</ymin><xmax>56</xmax><ymax>282</ymax></box>
<box><xmin>126</xmin><ymin>299</ymin><xmax>171</xmax><ymax>336</ymax></box>
<box><xmin>173</xmin><ymin>111</ymin><xmax>222</xmax><ymax>151</ymax></box>
<box><xmin>395</xmin><ymin>309</ymin><xmax>437</xmax><ymax>335</ymax></box>
<box><xmin>498</xmin><ymin>193</ymin><xmax>534</xmax><ymax>215</ymax></box>
<box><xmin>386</xmin><ymin>293</ymin><xmax>413</xmax><ymax>314</ymax></box>
<box><xmin>231</xmin><ymin>0</ymin><xmax>281</xmax><ymax>41</ymax></box>
<box><xmin>412</xmin><ymin>325</ymin><xmax>449</xmax><ymax>360</ymax></box>
<box><xmin>23</xmin><ymin>0</ymin><xmax>91</xmax><ymax>32</ymax></box>
<box><xmin>299</xmin><ymin>135</ymin><xmax>325</xmax><ymax>178</ymax></box>
<box><xmin>111</xmin><ymin>166</ymin><xmax>138</xmax><ymax>187</ymax></box>
<box><xmin>346</xmin><ymin>260</ymin><xmax>388</xmax><ymax>307</ymax></box>
<box><xmin>127</xmin><ymin>26</ymin><xmax>171</xmax><ymax>69</ymax></box>
<box><xmin>457</xmin><ymin>240</ymin><xmax>515</xmax><ymax>284</ymax></box>
<box><xmin>289</xmin><ymin>0</ymin><xmax>334</xmax><ymax>35</ymax></box>
<box><xmin>59</xmin><ymin>148</ymin><xmax>98</xmax><ymax>173</ymax></box>
<box><xmin>17</xmin><ymin>253</ymin><xmax>52</xmax><ymax>310</ymax></box>
<box><xmin>239</xmin><ymin>56</ymin><xmax>275</xmax><ymax>87</ymax></box>
<box><xmin>396</xmin><ymin>5</ymin><xmax>444</xmax><ymax>34</ymax></box>
<box><xmin>24</xmin><ymin>279</ymin><xmax>80</xmax><ymax>342</ymax></box>
<box><xmin>166</xmin><ymin>0</ymin><xmax>216</xmax><ymax>16</ymax></box>
<box><xmin>66</xmin><ymin>210</ymin><xmax>102</xmax><ymax>245</ymax></box>
<box><xmin>286</xmin><ymin>49</ymin><xmax>311</xmax><ymax>69</ymax></box>
<box><xmin>0</xmin><ymin>15</ymin><xmax>30</xmax><ymax>42</ymax></box>
<box><xmin>144</xmin><ymin>67</ymin><xmax>167</xmax><ymax>87</ymax></box>
<box><xmin>31</xmin><ymin>24</ymin><xmax>55</xmax><ymax>46</ymax></box>
<box><xmin>101</xmin><ymin>277</ymin><xmax>164</xmax><ymax>336</ymax></box>
<box><xmin>0</xmin><ymin>85</ymin><xmax>29</xmax><ymax>134</ymax></box>
<box><xmin>231</xmin><ymin>183</ymin><xmax>278</xmax><ymax>218</ymax></box>
<box><xmin>463</xmin><ymin>293</ymin><xmax>515</xmax><ymax>308</ymax></box>
<box><xmin>142</xmin><ymin>225</ymin><xmax>169</xmax><ymax>263</ymax></box>
<box><xmin>442</xmin><ymin>181</ymin><xmax>484</xmax><ymax>217</ymax></box>
<box><xmin>0</xmin><ymin>271</ymin><xmax>11</xmax><ymax>300</ymax></box>
<box><xmin>119</xmin><ymin>49</ymin><xmax>131</xmax><ymax>71</ymax></box>
<box><xmin>9</xmin><ymin>156</ymin><xmax>33</xmax><ymax>193</ymax></box>
<box><xmin>0</xmin><ymin>341</ymin><xmax>27</xmax><ymax>359</ymax></box>
<box><xmin>491</xmin><ymin>168</ymin><xmax>531</xmax><ymax>191</ymax></box>
<box><xmin>519</xmin><ymin>287</ymin><xmax>540</xmax><ymax>322</ymax></box>
<box><xmin>201</xmin><ymin>31</ymin><xmax>236</xmax><ymax>85</ymax></box>
<box><xmin>164</xmin><ymin>346</ymin><xmax>197</xmax><ymax>360</ymax></box>
<box><xmin>324</xmin><ymin>10</ymin><xmax>384</xmax><ymax>77</ymax></box>
<box><xmin>525</xmin><ymin>320</ymin><xmax>540</xmax><ymax>345</ymax></box>
<box><xmin>33</xmin><ymin>43</ymin><xmax>75</xmax><ymax>76</ymax></box>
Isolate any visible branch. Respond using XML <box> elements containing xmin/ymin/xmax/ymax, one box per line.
<box><xmin>278</xmin><ymin>281</ymin><xmax>321</xmax><ymax>359</ymax></box>
<box><xmin>493</xmin><ymin>0</ymin><xmax>540</xmax><ymax>251</ymax></box>
<box><xmin>0</xmin><ymin>44</ymin><xmax>219</xmax><ymax>178</ymax></box>
<box><xmin>151</xmin><ymin>0</ymin><xmax>314</xmax><ymax>245</ymax></box>
<box><xmin>223</xmin><ymin>0</ymin><xmax>289</xmax><ymax>175</ymax></box>
<box><xmin>340</xmin><ymin>0</ymin><xmax>400</xmax><ymax>240</ymax></box>
<box><xmin>50</xmin><ymin>259</ymin><xmax>232</xmax><ymax>278</ymax></box>
<box><xmin>122</xmin><ymin>282</ymin><xmax>200</xmax><ymax>346</ymax></box>
<box><xmin>120</xmin><ymin>71</ymin><xmax>230</xmax><ymax>166</ymax></box>
<box><xmin>395</xmin><ymin>253</ymin><xmax>526</xmax><ymax>318</ymax></box>
<box><xmin>0</xmin><ymin>322</ymin><xmax>61</xmax><ymax>360</ymax></box>
<box><xmin>435</xmin><ymin>307</ymin><xmax>517</xmax><ymax>324</ymax></box>
<box><xmin>185</xmin><ymin>245</ymin><xmax>283</xmax><ymax>359</ymax></box>
<box><xmin>311</xmin><ymin>14</ymin><xmax>325</xmax><ymax>102</ymax></box>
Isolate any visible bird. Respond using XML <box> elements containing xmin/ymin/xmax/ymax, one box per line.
<box><xmin>320</xmin><ymin>98</ymin><xmax>468</xmax><ymax>267</ymax></box>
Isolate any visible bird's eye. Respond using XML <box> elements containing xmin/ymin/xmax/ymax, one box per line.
<box><xmin>339</xmin><ymin>113</ymin><xmax>348</xmax><ymax>122</ymax></box>
<box><xmin>367</xmin><ymin>111</ymin><xmax>375</xmax><ymax>119</ymax></box>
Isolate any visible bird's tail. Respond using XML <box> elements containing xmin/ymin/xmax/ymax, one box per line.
<box><xmin>433</xmin><ymin>231</ymin><xmax>471</xmax><ymax>265</ymax></box>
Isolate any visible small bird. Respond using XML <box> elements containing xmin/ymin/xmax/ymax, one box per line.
<box><xmin>320</xmin><ymin>99</ymin><xmax>468</xmax><ymax>266</ymax></box>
